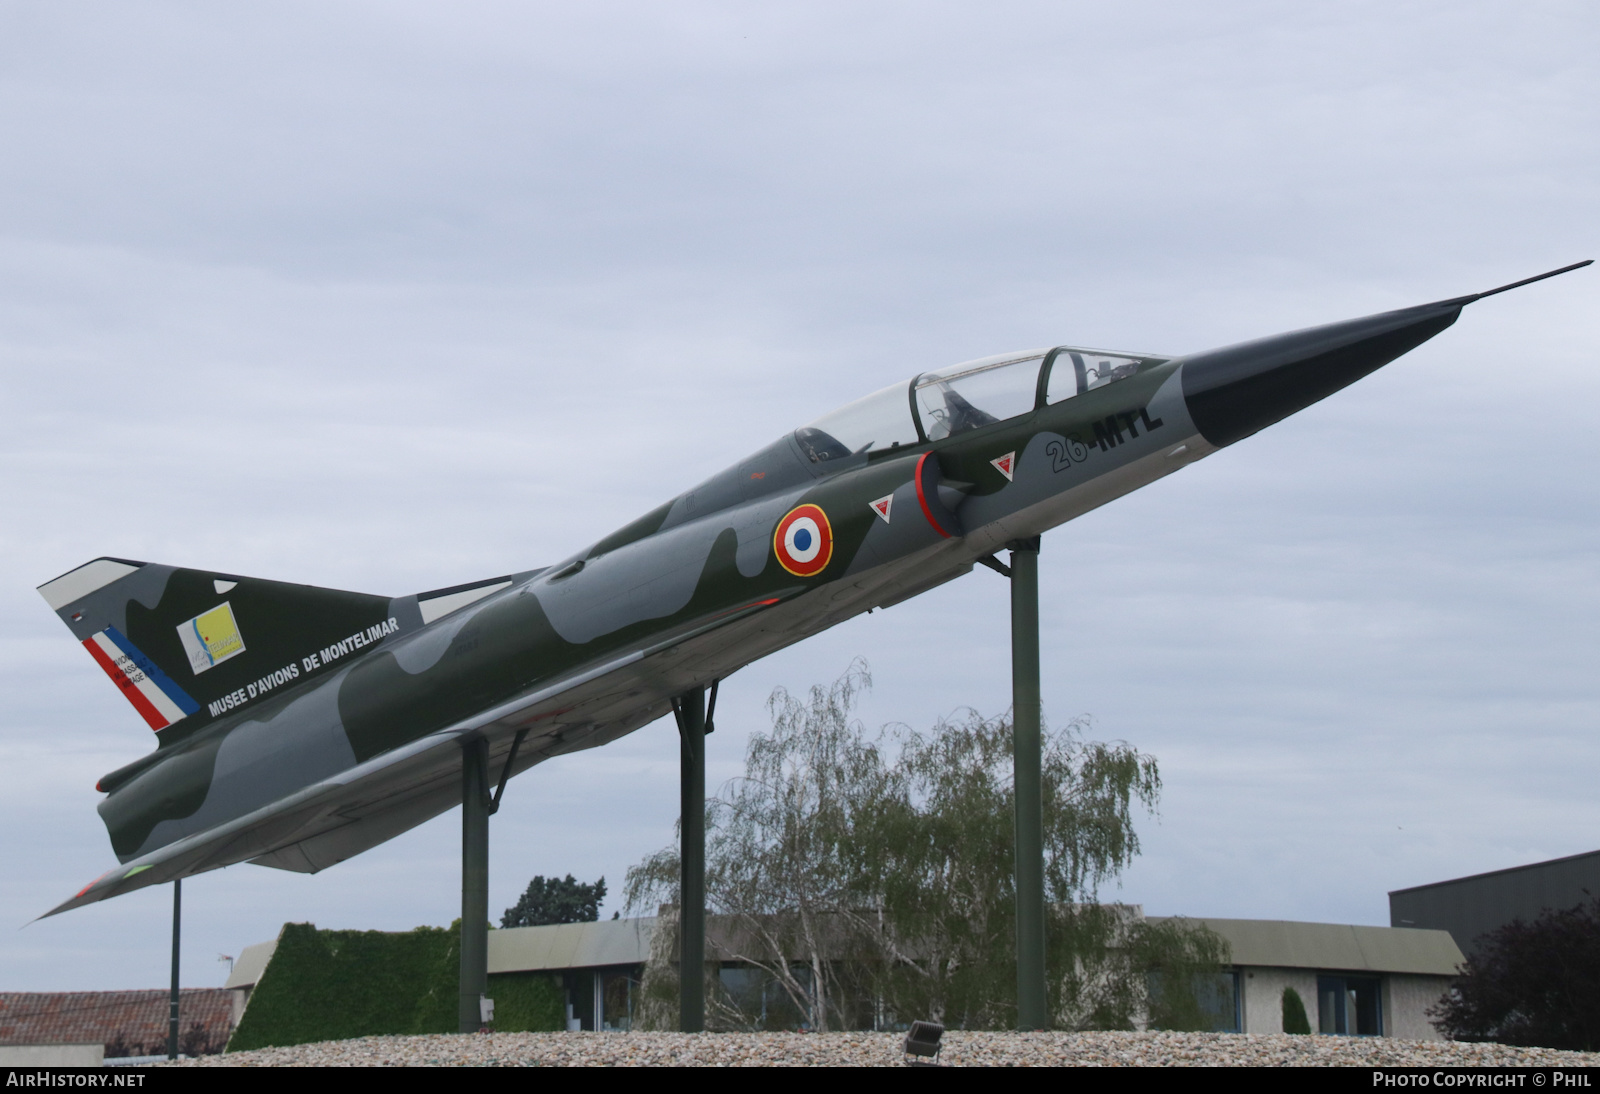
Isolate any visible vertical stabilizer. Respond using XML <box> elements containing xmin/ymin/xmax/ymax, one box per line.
<box><xmin>39</xmin><ymin>558</ymin><xmax>400</xmax><ymax>739</ymax></box>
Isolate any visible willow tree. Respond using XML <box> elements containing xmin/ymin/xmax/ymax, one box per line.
<box><xmin>625</xmin><ymin>663</ymin><xmax>890</xmax><ymax>1031</ymax></box>
<box><xmin>625</xmin><ymin>661</ymin><xmax>1226</xmax><ymax>1031</ymax></box>
<box><xmin>859</xmin><ymin>706</ymin><xmax>1175</xmax><ymax>1029</ymax></box>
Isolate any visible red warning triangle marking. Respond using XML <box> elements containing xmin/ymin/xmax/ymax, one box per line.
<box><xmin>991</xmin><ymin>451</ymin><xmax>1015</xmax><ymax>481</ymax></box>
<box><xmin>869</xmin><ymin>494</ymin><xmax>893</xmax><ymax>523</ymax></box>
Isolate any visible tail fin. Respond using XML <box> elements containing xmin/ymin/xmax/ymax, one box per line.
<box><xmin>39</xmin><ymin>558</ymin><xmax>402</xmax><ymax>739</ymax></box>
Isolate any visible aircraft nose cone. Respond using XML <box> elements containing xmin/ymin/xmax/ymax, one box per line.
<box><xmin>1180</xmin><ymin>299</ymin><xmax>1463</xmax><ymax>449</ymax></box>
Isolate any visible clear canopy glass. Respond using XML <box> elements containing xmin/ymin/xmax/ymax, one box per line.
<box><xmin>794</xmin><ymin>381</ymin><xmax>920</xmax><ymax>464</ymax></box>
<box><xmin>1044</xmin><ymin>348</ymin><xmax>1153</xmax><ymax>403</ymax></box>
<box><xmin>914</xmin><ymin>350</ymin><xmax>1048</xmax><ymax>441</ymax></box>
<box><xmin>795</xmin><ymin>345</ymin><xmax>1166</xmax><ymax>465</ymax></box>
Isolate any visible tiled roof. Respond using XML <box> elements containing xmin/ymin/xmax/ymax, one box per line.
<box><xmin>0</xmin><ymin>990</ymin><xmax>233</xmax><ymax>1056</ymax></box>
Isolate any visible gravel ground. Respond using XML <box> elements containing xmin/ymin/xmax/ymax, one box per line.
<box><xmin>176</xmin><ymin>1030</ymin><xmax>1600</xmax><ymax>1067</ymax></box>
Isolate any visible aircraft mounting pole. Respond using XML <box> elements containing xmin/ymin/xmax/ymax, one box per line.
<box><xmin>1009</xmin><ymin>536</ymin><xmax>1048</xmax><ymax>1030</ymax></box>
<box><xmin>168</xmin><ymin>878</ymin><xmax>180</xmax><ymax>1060</ymax></box>
<box><xmin>676</xmin><ymin>687</ymin><xmax>707</xmax><ymax>1033</ymax></box>
<box><xmin>459</xmin><ymin>737</ymin><xmax>490</xmax><ymax>1034</ymax></box>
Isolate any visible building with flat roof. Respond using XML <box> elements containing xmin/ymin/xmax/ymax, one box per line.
<box><xmin>1389</xmin><ymin>849</ymin><xmax>1600</xmax><ymax>956</ymax></box>
<box><xmin>228</xmin><ymin>912</ymin><xmax>1462</xmax><ymax>1038</ymax></box>
<box><xmin>225</xmin><ymin>918</ymin><xmax>654</xmax><ymax>1034</ymax></box>
<box><xmin>1165</xmin><ymin>917</ymin><xmax>1463</xmax><ymax>1039</ymax></box>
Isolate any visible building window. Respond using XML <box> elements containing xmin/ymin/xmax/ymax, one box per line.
<box><xmin>601</xmin><ymin>971</ymin><xmax>636</xmax><ymax>1032</ymax></box>
<box><xmin>1203</xmin><ymin>970</ymin><xmax>1243</xmax><ymax>1033</ymax></box>
<box><xmin>1317</xmin><ymin>974</ymin><xmax>1382</xmax><ymax>1036</ymax></box>
<box><xmin>717</xmin><ymin>965</ymin><xmax>816</xmax><ymax>1030</ymax></box>
<box><xmin>1147</xmin><ymin>969</ymin><xmax>1241</xmax><ymax>1033</ymax></box>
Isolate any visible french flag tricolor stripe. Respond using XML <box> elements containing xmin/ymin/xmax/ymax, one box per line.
<box><xmin>100</xmin><ymin>627</ymin><xmax>200</xmax><ymax>715</ymax></box>
<box><xmin>83</xmin><ymin>629</ymin><xmax>197</xmax><ymax>731</ymax></box>
<box><xmin>82</xmin><ymin>636</ymin><xmax>167</xmax><ymax>730</ymax></box>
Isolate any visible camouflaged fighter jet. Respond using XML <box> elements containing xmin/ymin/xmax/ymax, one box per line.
<box><xmin>37</xmin><ymin>261</ymin><xmax>1590</xmax><ymax>917</ymax></box>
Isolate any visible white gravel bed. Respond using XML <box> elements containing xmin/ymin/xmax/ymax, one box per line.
<box><xmin>176</xmin><ymin>1030</ymin><xmax>1600</xmax><ymax>1067</ymax></box>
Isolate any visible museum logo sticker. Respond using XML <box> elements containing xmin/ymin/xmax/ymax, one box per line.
<box><xmin>178</xmin><ymin>602</ymin><xmax>247</xmax><ymax>675</ymax></box>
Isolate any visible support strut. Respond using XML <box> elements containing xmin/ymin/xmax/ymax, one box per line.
<box><xmin>459</xmin><ymin>737</ymin><xmax>490</xmax><ymax>1033</ymax></box>
<box><xmin>1009</xmin><ymin>536</ymin><xmax>1048</xmax><ymax>1030</ymax></box>
<box><xmin>168</xmin><ymin>879</ymin><xmax>181</xmax><ymax>1060</ymax></box>
<box><xmin>672</xmin><ymin>687</ymin><xmax>707</xmax><ymax>1033</ymax></box>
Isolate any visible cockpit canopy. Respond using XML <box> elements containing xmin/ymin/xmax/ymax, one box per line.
<box><xmin>795</xmin><ymin>345</ymin><xmax>1166</xmax><ymax>464</ymax></box>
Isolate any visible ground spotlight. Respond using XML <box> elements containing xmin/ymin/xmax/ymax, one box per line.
<box><xmin>903</xmin><ymin>1020</ymin><xmax>944</xmax><ymax>1066</ymax></box>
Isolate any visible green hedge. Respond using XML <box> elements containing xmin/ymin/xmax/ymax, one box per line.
<box><xmin>486</xmin><ymin>972</ymin><xmax>565</xmax><ymax>1033</ymax></box>
<box><xmin>228</xmin><ymin>922</ymin><xmax>563</xmax><ymax>1051</ymax></box>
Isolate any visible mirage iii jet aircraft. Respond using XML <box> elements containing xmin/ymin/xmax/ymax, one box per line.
<box><xmin>37</xmin><ymin>261</ymin><xmax>1590</xmax><ymax>917</ymax></box>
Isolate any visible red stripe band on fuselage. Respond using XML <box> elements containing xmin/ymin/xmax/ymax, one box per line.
<box><xmin>914</xmin><ymin>452</ymin><xmax>953</xmax><ymax>539</ymax></box>
<box><xmin>714</xmin><ymin>597</ymin><xmax>782</xmax><ymax>619</ymax></box>
<box><xmin>74</xmin><ymin>870</ymin><xmax>113</xmax><ymax>899</ymax></box>
<box><xmin>82</xmin><ymin>637</ymin><xmax>167</xmax><ymax>730</ymax></box>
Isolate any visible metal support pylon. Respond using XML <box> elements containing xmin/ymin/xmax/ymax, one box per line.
<box><xmin>168</xmin><ymin>879</ymin><xmax>181</xmax><ymax>1059</ymax></box>
<box><xmin>459</xmin><ymin>737</ymin><xmax>490</xmax><ymax>1033</ymax></box>
<box><xmin>457</xmin><ymin>729</ymin><xmax>526</xmax><ymax>1034</ymax></box>
<box><xmin>1009</xmin><ymin>537</ymin><xmax>1047</xmax><ymax>1030</ymax></box>
<box><xmin>673</xmin><ymin>686</ymin><xmax>708</xmax><ymax>1032</ymax></box>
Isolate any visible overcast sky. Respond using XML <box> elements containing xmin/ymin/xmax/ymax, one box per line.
<box><xmin>1</xmin><ymin>1</ymin><xmax>1596</xmax><ymax>992</ymax></box>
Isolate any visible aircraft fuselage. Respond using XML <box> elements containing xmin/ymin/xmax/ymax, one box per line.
<box><xmin>41</xmin><ymin>264</ymin><xmax>1588</xmax><ymax>914</ymax></box>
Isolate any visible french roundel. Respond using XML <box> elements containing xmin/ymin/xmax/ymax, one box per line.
<box><xmin>773</xmin><ymin>504</ymin><xmax>834</xmax><ymax>577</ymax></box>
